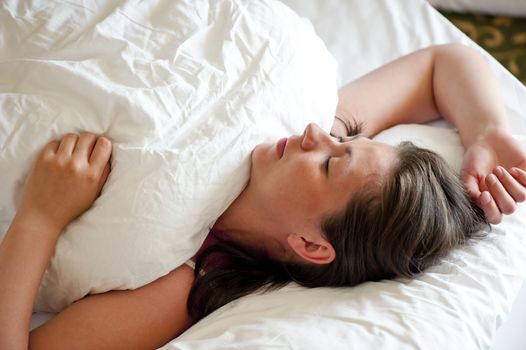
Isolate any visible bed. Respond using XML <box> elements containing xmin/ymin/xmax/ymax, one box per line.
<box><xmin>14</xmin><ymin>0</ymin><xmax>526</xmax><ymax>349</ymax></box>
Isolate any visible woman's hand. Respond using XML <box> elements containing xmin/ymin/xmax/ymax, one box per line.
<box><xmin>17</xmin><ymin>132</ymin><xmax>112</xmax><ymax>234</ymax></box>
<box><xmin>0</xmin><ymin>132</ymin><xmax>112</xmax><ymax>350</ymax></box>
<box><xmin>461</xmin><ymin>128</ymin><xmax>526</xmax><ymax>224</ymax></box>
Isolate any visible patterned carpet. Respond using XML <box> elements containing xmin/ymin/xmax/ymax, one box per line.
<box><xmin>441</xmin><ymin>11</ymin><xmax>526</xmax><ymax>85</ymax></box>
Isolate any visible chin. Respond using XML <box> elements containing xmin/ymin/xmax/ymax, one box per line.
<box><xmin>250</xmin><ymin>142</ymin><xmax>273</xmax><ymax>177</ymax></box>
<box><xmin>252</xmin><ymin>142</ymin><xmax>272</xmax><ymax>160</ymax></box>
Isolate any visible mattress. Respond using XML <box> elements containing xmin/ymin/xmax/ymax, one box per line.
<box><xmin>24</xmin><ymin>0</ymin><xmax>526</xmax><ymax>349</ymax></box>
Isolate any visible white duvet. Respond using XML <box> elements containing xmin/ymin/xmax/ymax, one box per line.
<box><xmin>0</xmin><ymin>0</ymin><xmax>337</xmax><ymax>312</ymax></box>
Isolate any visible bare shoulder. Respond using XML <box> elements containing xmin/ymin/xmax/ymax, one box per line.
<box><xmin>29</xmin><ymin>265</ymin><xmax>195</xmax><ymax>350</ymax></box>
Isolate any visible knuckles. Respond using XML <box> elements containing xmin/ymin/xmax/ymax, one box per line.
<box><xmin>66</xmin><ymin>159</ymin><xmax>86</xmax><ymax>174</ymax></box>
<box><xmin>85</xmin><ymin>169</ymin><xmax>100</xmax><ymax>183</ymax></box>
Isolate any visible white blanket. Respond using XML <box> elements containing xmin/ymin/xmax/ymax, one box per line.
<box><xmin>0</xmin><ymin>0</ymin><xmax>337</xmax><ymax>312</ymax></box>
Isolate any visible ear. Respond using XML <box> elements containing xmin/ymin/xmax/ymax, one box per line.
<box><xmin>286</xmin><ymin>233</ymin><xmax>336</xmax><ymax>265</ymax></box>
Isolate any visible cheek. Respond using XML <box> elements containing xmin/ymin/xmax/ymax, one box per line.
<box><xmin>279</xmin><ymin>165</ymin><xmax>323</xmax><ymax>205</ymax></box>
<box><xmin>253</xmin><ymin>152</ymin><xmax>321</xmax><ymax>197</ymax></box>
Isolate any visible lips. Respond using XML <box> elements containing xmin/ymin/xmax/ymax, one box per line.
<box><xmin>276</xmin><ymin>137</ymin><xmax>287</xmax><ymax>158</ymax></box>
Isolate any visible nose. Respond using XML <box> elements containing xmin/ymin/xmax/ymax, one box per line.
<box><xmin>301</xmin><ymin>123</ymin><xmax>327</xmax><ymax>150</ymax></box>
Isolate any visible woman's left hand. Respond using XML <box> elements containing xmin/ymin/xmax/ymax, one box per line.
<box><xmin>461</xmin><ymin>128</ymin><xmax>526</xmax><ymax>224</ymax></box>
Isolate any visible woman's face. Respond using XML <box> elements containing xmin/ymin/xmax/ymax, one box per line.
<box><xmin>248</xmin><ymin>123</ymin><xmax>399</xmax><ymax>237</ymax></box>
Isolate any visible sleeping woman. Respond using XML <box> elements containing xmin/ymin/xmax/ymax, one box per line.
<box><xmin>1</xmin><ymin>44</ymin><xmax>526</xmax><ymax>350</ymax></box>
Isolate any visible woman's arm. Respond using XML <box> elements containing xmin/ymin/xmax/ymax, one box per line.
<box><xmin>333</xmin><ymin>43</ymin><xmax>526</xmax><ymax>223</ymax></box>
<box><xmin>0</xmin><ymin>133</ymin><xmax>100</xmax><ymax>348</ymax></box>
<box><xmin>0</xmin><ymin>133</ymin><xmax>112</xmax><ymax>349</ymax></box>
<box><xmin>29</xmin><ymin>264</ymin><xmax>194</xmax><ymax>350</ymax></box>
<box><xmin>0</xmin><ymin>212</ymin><xmax>63</xmax><ymax>349</ymax></box>
<box><xmin>0</xmin><ymin>132</ymin><xmax>194</xmax><ymax>349</ymax></box>
<box><xmin>333</xmin><ymin>44</ymin><xmax>507</xmax><ymax>143</ymax></box>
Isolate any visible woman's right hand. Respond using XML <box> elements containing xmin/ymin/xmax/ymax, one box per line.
<box><xmin>461</xmin><ymin>128</ymin><xmax>526</xmax><ymax>224</ymax></box>
<box><xmin>0</xmin><ymin>133</ymin><xmax>112</xmax><ymax>350</ymax></box>
<box><xmin>17</xmin><ymin>132</ymin><xmax>112</xmax><ymax>234</ymax></box>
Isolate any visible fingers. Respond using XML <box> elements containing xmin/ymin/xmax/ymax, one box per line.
<box><xmin>41</xmin><ymin>140</ymin><xmax>60</xmax><ymax>159</ymax></box>
<box><xmin>510</xmin><ymin>167</ymin><xmax>526</xmax><ymax>186</ymax></box>
<box><xmin>478</xmin><ymin>191</ymin><xmax>502</xmax><ymax>224</ymax></box>
<box><xmin>89</xmin><ymin>136</ymin><xmax>112</xmax><ymax>175</ymax></box>
<box><xmin>73</xmin><ymin>132</ymin><xmax>99</xmax><ymax>160</ymax></box>
<box><xmin>461</xmin><ymin>173</ymin><xmax>482</xmax><ymax>200</ymax></box>
<box><xmin>479</xmin><ymin>166</ymin><xmax>526</xmax><ymax>224</ymax></box>
<box><xmin>485</xmin><ymin>173</ymin><xmax>516</xmax><ymax>215</ymax></box>
<box><xmin>97</xmin><ymin>161</ymin><xmax>111</xmax><ymax>196</ymax></box>
<box><xmin>23</xmin><ymin>132</ymin><xmax>112</xmax><ymax>228</ymax></box>
<box><xmin>56</xmin><ymin>133</ymin><xmax>79</xmax><ymax>157</ymax></box>
<box><xmin>494</xmin><ymin>166</ymin><xmax>526</xmax><ymax>203</ymax></box>
<box><xmin>44</xmin><ymin>132</ymin><xmax>112</xmax><ymax>179</ymax></box>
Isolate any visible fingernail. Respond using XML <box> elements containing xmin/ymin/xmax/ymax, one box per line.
<box><xmin>510</xmin><ymin>167</ymin><xmax>519</xmax><ymax>177</ymax></box>
<box><xmin>494</xmin><ymin>166</ymin><xmax>504</xmax><ymax>178</ymax></box>
<box><xmin>487</xmin><ymin>174</ymin><xmax>497</xmax><ymax>185</ymax></box>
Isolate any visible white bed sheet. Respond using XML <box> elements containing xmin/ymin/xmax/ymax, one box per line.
<box><xmin>28</xmin><ymin>0</ymin><xmax>526</xmax><ymax>349</ymax></box>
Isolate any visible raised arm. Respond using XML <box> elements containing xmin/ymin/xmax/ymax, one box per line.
<box><xmin>332</xmin><ymin>44</ymin><xmax>506</xmax><ymax>142</ymax></box>
<box><xmin>333</xmin><ymin>44</ymin><xmax>526</xmax><ymax>223</ymax></box>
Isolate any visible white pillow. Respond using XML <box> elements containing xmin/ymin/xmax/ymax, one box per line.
<box><xmin>0</xmin><ymin>0</ymin><xmax>338</xmax><ymax>312</ymax></box>
<box><xmin>428</xmin><ymin>0</ymin><xmax>526</xmax><ymax>16</ymax></box>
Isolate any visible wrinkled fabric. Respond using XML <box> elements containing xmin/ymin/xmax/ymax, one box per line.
<box><xmin>0</xmin><ymin>0</ymin><xmax>338</xmax><ymax>312</ymax></box>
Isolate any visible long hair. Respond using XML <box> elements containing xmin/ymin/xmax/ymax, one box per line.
<box><xmin>187</xmin><ymin>123</ymin><xmax>488</xmax><ymax>321</ymax></box>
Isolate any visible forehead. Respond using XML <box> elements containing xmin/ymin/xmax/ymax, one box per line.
<box><xmin>344</xmin><ymin>138</ymin><xmax>397</xmax><ymax>175</ymax></box>
<box><xmin>363</xmin><ymin>139</ymin><xmax>398</xmax><ymax>171</ymax></box>
<box><xmin>332</xmin><ymin>138</ymin><xmax>398</xmax><ymax>202</ymax></box>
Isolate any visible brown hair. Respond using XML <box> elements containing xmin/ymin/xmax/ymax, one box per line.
<box><xmin>187</xmin><ymin>139</ymin><xmax>488</xmax><ymax>321</ymax></box>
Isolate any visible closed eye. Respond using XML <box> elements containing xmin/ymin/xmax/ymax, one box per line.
<box><xmin>325</xmin><ymin>135</ymin><xmax>348</xmax><ymax>176</ymax></box>
<box><xmin>324</xmin><ymin>156</ymin><xmax>331</xmax><ymax>175</ymax></box>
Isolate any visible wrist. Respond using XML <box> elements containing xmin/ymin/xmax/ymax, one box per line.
<box><xmin>463</xmin><ymin>121</ymin><xmax>509</xmax><ymax>148</ymax></box>
<box><xmin>12</xmin><ymin>208</ymin><xmax>64</xmax><ymax>240</ymax></box>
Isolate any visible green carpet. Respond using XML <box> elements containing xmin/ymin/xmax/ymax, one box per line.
<box><xmin>441</xmin><ymin>11</ymin><xmax>526</xmax><ymax>85</ymax></box>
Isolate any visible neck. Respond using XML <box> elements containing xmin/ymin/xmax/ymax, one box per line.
<box><xmin>214</xmin><ymin>186</ymin><xmax>278</xmax><ymax>249</ymax></box>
